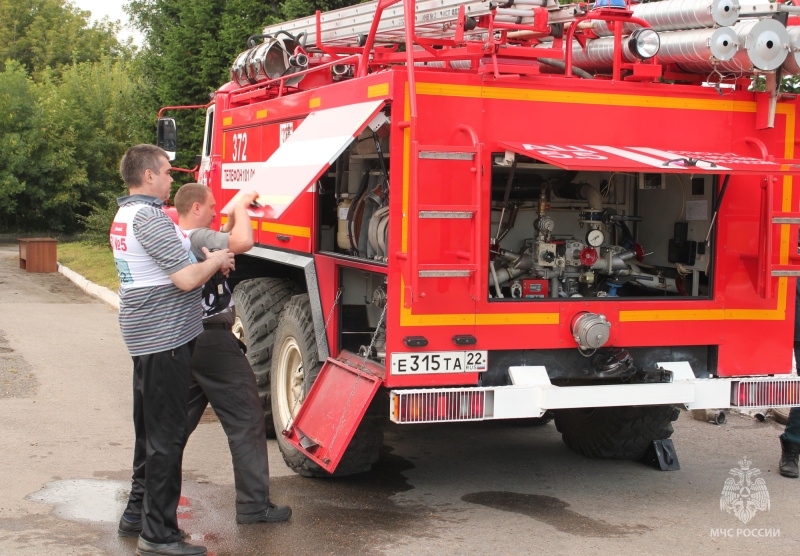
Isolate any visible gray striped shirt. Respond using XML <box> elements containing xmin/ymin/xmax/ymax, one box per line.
<box><xmin>115</xmin><ymin>196</ymin><xmax>203</xmax><ymax>356</ymax></box>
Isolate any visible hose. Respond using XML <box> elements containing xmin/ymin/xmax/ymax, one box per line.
<box><xmin>537</xmin><ymin>57</ymin><xmax>594</xmax><ymax>79</ymax></box>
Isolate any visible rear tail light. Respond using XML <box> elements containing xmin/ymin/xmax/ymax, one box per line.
<box><xmin>392</xmin><ymin>390</ymin><xmax>485</xmax><ymax>423</ymax></box>
<box><xmin>732</xmin><ymin>379</ymin><xmax>800</xmax><ymax>407</ymax></box>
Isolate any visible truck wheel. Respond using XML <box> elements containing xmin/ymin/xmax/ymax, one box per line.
<box><xmin>271</xmin><ymin>293</ymin><xmax>383</xmax><ymax>477</ymax></box>
<box><xmin>232</xmin><ymin>277</ymin><xmax>297</xmax><ymax>438</ymax></box>
<box><xmin>553</xmin><ymin>405</ymin><xmax>679</xmax><ymax>460</ymax></box>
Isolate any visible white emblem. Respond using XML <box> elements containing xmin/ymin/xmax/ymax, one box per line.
<box><xmin>720</xmin><ymin>457</ymin><xmax>770</xmax><ymax>524</ymax></box>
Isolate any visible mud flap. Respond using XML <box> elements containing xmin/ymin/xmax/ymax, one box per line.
<box><xmin>282</xmin><ymin>350</ymin><xmax>384</xmax><ymax>473</ymax></box>
<box><xmin>644</xmin><ymin>439</ymin><xmax>680</xmax><ymax>471</ymax></box>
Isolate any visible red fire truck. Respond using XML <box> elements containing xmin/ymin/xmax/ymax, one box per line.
<box><xmin>159</xmin><ymin>0</ymin><xmax>800</xmax><ymax>476</ymax></box>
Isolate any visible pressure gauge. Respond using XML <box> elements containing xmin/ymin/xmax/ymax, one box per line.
<box><xmin>586</xmin><ymin>229</ymin><xmax>605</xmax><ymax>247</ymax></box>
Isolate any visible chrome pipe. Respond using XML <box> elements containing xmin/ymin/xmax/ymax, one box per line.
<box><xmin>594</xmin><ymin>0</ymin><xmax>740</xmax><ymax>36</ymax></box>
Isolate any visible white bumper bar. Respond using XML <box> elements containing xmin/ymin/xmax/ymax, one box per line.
<box><xmin>389</xmin><ymin>362</ymin><xmax>800</xmax><ymax>424</ymax></box>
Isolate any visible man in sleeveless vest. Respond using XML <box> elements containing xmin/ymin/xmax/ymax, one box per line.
<box><xmin>112</xmin><ymin>145</ymin><xmax>235</xmax><ymax>556</ymax></box>
<box><xmin>173</xmin><ymin>183</ymin><xmax>292</xmax><ymax>524</ymax></box>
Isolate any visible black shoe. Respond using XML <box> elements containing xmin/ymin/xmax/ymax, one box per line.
<box><xmin>118</xmin><ymin>514</ymin><xmax>142</xmax><ymax>537</ymax></box>
<box><xmin>236</xmin><ymin>503</ymin><xmax>292</xmax><ymax>524</ymax></box>
<box><xmin>119</xmin><ymin>516</ymin><xmax>189</xmax><ymax>539</ymax></box>
<box><xmin>779</xmin><ymin>437</ymin><xmax>800</xmax><ymax>478</ymax></box>
<box><xmin>135</xmin><ymin>537</ymin><xmax>206</xmax><ymax>556</ymax></box>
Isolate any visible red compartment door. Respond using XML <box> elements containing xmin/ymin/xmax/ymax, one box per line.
<box><xmin>282</xmin><ymin>351</ymin><xmax>384</xmax><ymax>473</ymax></box>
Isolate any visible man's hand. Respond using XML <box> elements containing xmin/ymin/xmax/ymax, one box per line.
<box><xmin>203</xmin><ymin>247</ymin><xmax>235</xmax><ymax>273</ymax></box>
<box><xmin>169</xmin><ymin>248</ymin><xmax>235</xmax><ymax>291</ymax></box>
<box><xmin>237</xmin><ymin>190</ymin><xmax>260</xmax><ymax>209</ymax></box>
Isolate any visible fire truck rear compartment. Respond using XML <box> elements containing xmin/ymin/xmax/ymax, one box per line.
<box><xmin>317</xmin><ymin>122</ymin><xmax>718</xmax><ymax>303</ymax></box>
<box><xmin>488</xmin><ymin>156</ymin><xmax>716</xmax><ymax>301</ymax></box>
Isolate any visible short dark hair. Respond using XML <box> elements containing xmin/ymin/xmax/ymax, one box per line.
<box><xmin>120</xmin><ymin>144</ymin><xmax>169</xmax><ymax>187</ymax></box>
<box><xmin>174</xmin><ymin>183</ymin><xmax>212</xmax><ymax>216</ymax></box>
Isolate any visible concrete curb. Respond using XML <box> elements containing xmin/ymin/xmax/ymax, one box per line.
<box><xmin>58</xmin><ymin>263</ymin><xmax>120</xmax><ymax>311</ymax></box>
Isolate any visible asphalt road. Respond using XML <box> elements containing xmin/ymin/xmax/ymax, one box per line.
<box><xmin>1</xmin><ymin>243</ymin><xmax>799</xmax><ymax>555</ymax></box>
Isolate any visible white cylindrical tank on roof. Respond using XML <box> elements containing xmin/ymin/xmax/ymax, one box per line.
<box><xmin>566</xmin><ymin>27</ymin><xmax>738</xmax><ymax>74</ymax></box>
<box><xmin>726</xmin><ymin>18</ymin><xmax>790</xmax><ymax>72</ymax></box>
<box><xmin>593</xmin><ymin>0</ymin><xmax>741</xmax><ymax>36</ymax></box>
<box><xmin>781</xmin><ymin>25</ymin><xmax>800</xmax><ymax>75</ymax></box>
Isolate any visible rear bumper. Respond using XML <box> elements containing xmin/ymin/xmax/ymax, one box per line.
<box><xmin>389</xmin><ymin>362</ymin><xmax>800</xmax><ymax>424</ymax></box>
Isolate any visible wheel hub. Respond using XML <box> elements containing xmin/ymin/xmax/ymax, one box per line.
<box><xmin>278</xmin><ymin>336</ymin><xmax>304</xmax><ymax>421</ymax></box>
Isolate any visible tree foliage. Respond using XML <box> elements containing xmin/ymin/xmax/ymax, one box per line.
<box><xmin>0</xmin><ymin>0</ymin><xmax>132</xmax><ymax>80</ymax></box>
<box><xmin>0</xmin><ymin>57</ymin><xmax>151</xmax><ymax>232</ymax></box>
<box><xmin>0</xmin><ymin>0</ymin><xmax>147</xmax><ymax>233</ymax></box>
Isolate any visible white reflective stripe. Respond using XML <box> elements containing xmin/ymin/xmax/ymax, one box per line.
<box><xmin>627</xmin><ymin>146</ymin><xmax>732</xmax><ymax>170</ymax></box>
<box><xmin>264</xmin><ymin>135</ymin><xmax>353</xmax><ymax>168</ymax></box>
<box><xmin>587</xmin><ymin>145</ymin><xmax>675</xmax><ymax>169</ymax></box>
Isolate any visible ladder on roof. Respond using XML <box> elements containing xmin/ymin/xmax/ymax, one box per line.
<box><xmin>264</xmin><ymin>0</ymin><xmax>492</xmax><ymax>47</ymax></box>
<box><xmin>262</xmin><ymin>0</ymin><xmax>570</xmax><ymax>48</ymax></box>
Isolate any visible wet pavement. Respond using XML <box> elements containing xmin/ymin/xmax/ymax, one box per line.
<box><xmin>3</xmin><ymin>243</ymin><xmax>800</xmax><ymax>555</ymax></box>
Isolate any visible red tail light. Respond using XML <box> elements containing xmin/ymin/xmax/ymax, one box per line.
<box><xmin>733</xmin><ymin>379</ymin><xmax>800</xmax><ymax>407</ymax></box>
<box><xmin>393</xmin><ymin>390</ymin><xmax>486</xmax><ymax>423</ymax></box>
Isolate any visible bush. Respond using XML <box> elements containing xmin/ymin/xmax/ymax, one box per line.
<box><xmin>80</xmin><ymin>191</ymin><xmax>122</xmax><ymax>248</ymax></box>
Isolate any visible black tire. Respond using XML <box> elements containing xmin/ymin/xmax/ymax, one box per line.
<box><xmin>554</xmin><ymin>405</ymin><xmax>679</xmax><ymax>460</ymax></box>
<box><xmin>232</xmin><ymin>277</ymin><xmax>297</xmax><ymax>438</ymax></box>
<box><xmin>271</xmin><ymin>293</ymin><xmax>383</xmax><ymax>477</ymax></box>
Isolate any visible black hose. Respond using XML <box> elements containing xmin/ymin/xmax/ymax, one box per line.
<box><xmin>538</xmin><ymin>57</ymin><xmax>594</xmax><ymax>79</ymax></box>
<box><xmin>372</xmin><ymin>129</ymin><xmax>390</xmax><ymax>201</ymax></box>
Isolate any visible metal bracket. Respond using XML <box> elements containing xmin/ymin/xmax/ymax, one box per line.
<box><xmin>662</xmin><ymin>157</ymin><xmax>718</xmax><ymax>168</ymax></box>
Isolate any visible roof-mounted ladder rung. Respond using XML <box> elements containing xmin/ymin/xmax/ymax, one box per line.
<box><xmin>262</xmin><ymin>0</ymin><xmax>495</xmax><ymax>48</ymax></box>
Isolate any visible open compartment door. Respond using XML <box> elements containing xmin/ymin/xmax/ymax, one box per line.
<box><xmin>222</xmin><ymin>100</ymin><xmax>386</xmax><ymax>219</ymax></box>
<box><xmin>282</xmin><ymin>350</ymin><xmax>384</xmax><ymax>473</ymax></box>
<box><xmin>498</xmin><ymin>142</ymin><xmax>800</xmax><ymax>175</ymax></box>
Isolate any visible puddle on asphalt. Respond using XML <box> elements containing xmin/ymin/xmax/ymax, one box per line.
<box><xmin>26</xmin><ymin>479</ymin><xmax>129</xmax><ymax>523</ymax></box>
<box><xmin>461</xmin><ymin>491</ymin><xmax>650</xmax><ymax>537</ymax></box>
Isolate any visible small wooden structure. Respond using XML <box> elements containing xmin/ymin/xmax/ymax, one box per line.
<box><xmin>17</xmin><ymin>238</ymin><xmax>58</xmax><ymax>273</ymax></box>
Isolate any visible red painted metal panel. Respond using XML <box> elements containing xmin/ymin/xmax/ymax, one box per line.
<box><xmin>499</xmin><ymin>142</ymin><xmax>800</xmax><ymax>175</ymax></box>
<box><xmin>283</xmin><ymin>351</ymin><xmax>384</xmax><ymax>473</ymax></box>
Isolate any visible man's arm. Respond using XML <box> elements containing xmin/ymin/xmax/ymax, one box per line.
<box><xmin>169</xmin><ymin>248</ymin><xmax>235</xmax><ymax>291</ymax></box>
<box><xmin>133</xmin><ymin>207</ymin><xmax>235</xmax><ymax>291</ymax></box>
<box><xmin>222</xmin><ymin>191</ymin><xmax>257</xmax><ymax>254</ymax></box>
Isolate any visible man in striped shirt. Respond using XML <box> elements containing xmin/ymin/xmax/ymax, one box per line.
<box><xmin>111</xmin><ymin>144</ymin><xmax>235</xmax><ymax>556</ymax></box>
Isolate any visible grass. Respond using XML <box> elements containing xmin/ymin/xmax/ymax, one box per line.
<box><xmin>58</xmin><ymin>242</ymin><xmax>120</xmax><ymax>292</ymax></box>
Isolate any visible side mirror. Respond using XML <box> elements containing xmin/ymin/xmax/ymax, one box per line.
<box><xmin>157</xmin><ymin>118</ymin><xmax>178</xmax><ymax>161</ymax></box>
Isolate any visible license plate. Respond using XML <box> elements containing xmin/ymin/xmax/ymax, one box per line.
<box><xmin>391</xmin><ymin>351</ymin><xmax>488</xmax><ymax>374</ymax></box>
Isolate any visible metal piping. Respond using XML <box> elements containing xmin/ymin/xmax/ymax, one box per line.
<box><xmin>593</xmin><ymin>0</ymin><xmax>741</xmax><ymax>36</ymax></box>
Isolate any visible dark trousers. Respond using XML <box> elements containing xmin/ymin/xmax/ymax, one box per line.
<box><xmin>783</xmin><ymin>408</ymin><xmax>800</xmax><ymax>445</ymax></box>
<box><xmin>123</xmin><ymin>340</ymin><xmax>195</xmax><ymax>544</ymax></box>
<box><xmin>186</xmin><ymin>329</ymin><xmax>270</xmax><ymax>514</ymax></box>
<box><xmin>784</xmin><ymin>342</ymin><xmax>800</xmax><ymax>445</ymax></box>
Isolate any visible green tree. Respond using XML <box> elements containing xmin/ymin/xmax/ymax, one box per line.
<box><xmin>0</xmin><ymin>60</ymin><xmax>39</xmax><ymax>221</ymax></box>
<box><xmin>0</xmin><ymin>0</ymin><xmax>131</xmax><ymax>81</ymax></box>
<box><xmin>0</xmin><ymin>58</ymin><xmax>150</xmax><ymax>232</ymax></box>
